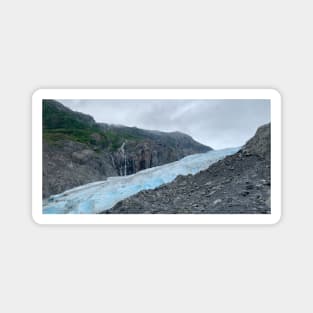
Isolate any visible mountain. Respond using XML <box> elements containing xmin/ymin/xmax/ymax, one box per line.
<box><xmin>42</xmin><ymin>100</ymin><xmax>212</xmax><ymax>198</ymax></box>
<box><xmin>104</xmin><ymin>123</ymin><xmax>271</xmax><ymax>214</ymax></box>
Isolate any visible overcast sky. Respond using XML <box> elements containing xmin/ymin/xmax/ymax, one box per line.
<box><xmin>59</xmin><ymin>99</ymin><xmax>270</xmax><ymax>149</ymax></box>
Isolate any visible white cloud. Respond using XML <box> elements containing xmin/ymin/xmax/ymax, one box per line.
<box><xmin>58</xmin><ymin>99</ymin><xmax>270</xmax><ymax>149</ymax></box>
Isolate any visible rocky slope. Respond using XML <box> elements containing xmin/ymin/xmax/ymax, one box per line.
<box><xmin>103</xmin><ymin>123</ymin><xmax>271</xmax><ymax>214</ymax></box>
<box><xmin>43</xmin><ymin>100</ymin><xmax>211</xmax><ymax>198</ymax></box>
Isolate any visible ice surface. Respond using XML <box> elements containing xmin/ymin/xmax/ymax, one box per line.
<box><xmin>43</xmin><ymin>147</ymin><xmax>239</xmax><ymax>214</ymax></box>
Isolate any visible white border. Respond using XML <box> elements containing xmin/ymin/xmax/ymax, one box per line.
<box><xmin>32</xmin><ymin>89</ymin><xmax>281</xmax><ymax>225</ymax></box>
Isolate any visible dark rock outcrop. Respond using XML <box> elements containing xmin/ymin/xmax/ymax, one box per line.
<box><xmin>103</xmin><ymin>123</ymin><xmax>271</xmax><ymax>214</ymax></box>
<box><xmin>43</xmin><ymin>100</ymin><xmax>211</xmax><ymax>198</ymax></box>
<box><xmin>109</xmin><ymin>128</ymin><xmax>210</xmax><ymax>176</ymax></box>
<box><xmin>43</xmin><ymin>140</ymin><xmax>117</xmax><ymax>198</ymax></box>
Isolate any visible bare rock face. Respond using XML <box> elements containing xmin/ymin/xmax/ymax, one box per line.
<box><xmin>242</xmin><ymin>123</ymin><xmax>271</xmax><ymax>160</ymax></box>
<box><xmin>111</xmin><ymin>139</ymin><xmax>196</xmax><ymax>176</ymax></box>
<box><xmin>72</xmin><ymin>149</ymin><xmax>96</xmax><ymax>164</ymax></box>
<box><xmin>43</xmin><ymin>141</ymin><xmax>117</xmax><ymax>198</ymax></box>
<box><xmin>104</xmin><ymin>123</ymin><xmax>271</xmax><ymax>214</ymax></box>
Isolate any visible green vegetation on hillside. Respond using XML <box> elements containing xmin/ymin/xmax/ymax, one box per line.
<box><xmin>43</xmin><ymin>100</ymin><xmax>142</xmax><ymax>151</ymax></box>
<box><xmin>43</xmin><ymin>128</ymin><xmax>104</xmax><ymax>145</ymax></box>
<box><xmin>43</xmin><ymin>100</ymin><xmax>93</xmax><ymax>130</ymax></box>
<box><xmin>43</xmin><ymin>126</ymin><xmax>141</xmax><ymax>151</ymax></box>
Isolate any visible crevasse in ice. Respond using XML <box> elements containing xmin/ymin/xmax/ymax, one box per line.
<box><xmin>43</xmin><ymin>147</ymin><xmax>239</xmax><ymax>214</ymax></box>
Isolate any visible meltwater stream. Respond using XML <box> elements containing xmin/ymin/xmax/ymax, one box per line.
<box><xmin>43</xmin><ymin>147</ymin><xmax>239</xmax><ymax>214</ymax></box>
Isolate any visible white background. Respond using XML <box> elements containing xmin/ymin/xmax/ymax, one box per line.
<box><xmin>0</xmin><ymin>1</ymin><xmax>311</xmax><ymax>312</ymax></box>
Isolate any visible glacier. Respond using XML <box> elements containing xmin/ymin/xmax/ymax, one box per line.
<box><xmin>43</xmin><ymin>147</ymin><xmax>239</xmax><ymax>214</ymax></box>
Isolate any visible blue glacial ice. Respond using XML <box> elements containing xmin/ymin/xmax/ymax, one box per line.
<box><xmin>43</xmin><ymin>147</ymin><xmax>239</xmax><ymax>214</ymax></box>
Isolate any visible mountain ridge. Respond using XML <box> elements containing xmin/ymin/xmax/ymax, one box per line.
<box><xmin>42</xmin><ymin>100</ymin><xmax>212</xmax><ymax>198</ymax></box>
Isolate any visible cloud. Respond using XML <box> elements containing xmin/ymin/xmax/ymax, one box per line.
<box><xmin>58</xmin><ymin>99</ymin><xmax>270</xmax><ymax>149</ymax></box>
